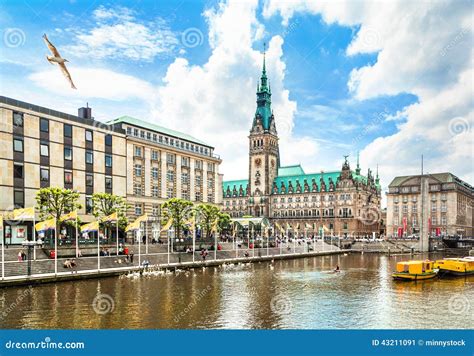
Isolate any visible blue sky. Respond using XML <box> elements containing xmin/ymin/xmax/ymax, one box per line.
<box><xmin>1</xmin><ymin>0</ymin><xmax>472</xmax><ymax>201</ymax></box>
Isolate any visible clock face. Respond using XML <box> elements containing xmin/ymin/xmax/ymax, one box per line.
<box><xmin>255</xmin><ymin>158</ymin><xmax>262</xmax><ymax>166</ymax></box>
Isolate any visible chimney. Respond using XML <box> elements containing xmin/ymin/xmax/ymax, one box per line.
<box><xmin>78</xmin><ymin>102</ymin><xmax>92</xmax><ymax>120</ymax></box>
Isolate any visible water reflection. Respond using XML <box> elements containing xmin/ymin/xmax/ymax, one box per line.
<box><xmin>0</xmin><ymin>254</ymin><xmax>472</xmax><ymax>329</ymax></box>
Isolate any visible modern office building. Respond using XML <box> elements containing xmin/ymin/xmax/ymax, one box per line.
<box><xmin>221</xmin><ymin>55</ymin><xmax>382</xmax><ymax>237</ymax></box>
<box><xmin>386</xmin><ymin>173</ymin><xmax>473</xmax><ymax>237</ymax></box>
<box><xmin>0</xmin><ymin>96</ymin><xmax>222</xmax><ymax>244</ymax></box>
<box><xmin>0</xmin><ymin>96</ymin><xmax>127</xmax><ymax>243</ymax></box>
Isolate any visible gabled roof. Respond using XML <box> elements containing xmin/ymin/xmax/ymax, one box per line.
<box><xmin>223</xmin><ymin>179</ymin><xmax>249</xmax><ymax>197</ymax></box>
<box><xmin>108</xmin><ymin>115</ymin><xmax>211</xmax><ymax>147</ymax></box>
<box><xmin>273</xmin><ymin>171</ymin><xmax>340</xmax><ymax>194</ymax></box>
<box><xmin>278</xmin><ymin>164</ymin><xmax>305</xmax><ymax>176</ymax></box>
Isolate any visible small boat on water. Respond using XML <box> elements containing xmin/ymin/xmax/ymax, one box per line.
<box><xmin>434</xmin><ymin>257</ymin><xmax>474</xmax><ymax>277</ymax></box>
<box><xmin>392</xmin><ymin>260</ymin><xmax>437</xmax><ymax>281</ymax></box>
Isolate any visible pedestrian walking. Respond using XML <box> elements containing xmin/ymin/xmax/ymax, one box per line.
<box><xmin>130</xmin><ymin>250</ymin><xmax>134</xmax><ymax>263</ymax></box>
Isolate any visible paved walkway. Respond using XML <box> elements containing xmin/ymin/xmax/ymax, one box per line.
<box><xmin>0</xmin><ymin>241</ymin><xmax>342</xmax><ymax>286</ymax></box>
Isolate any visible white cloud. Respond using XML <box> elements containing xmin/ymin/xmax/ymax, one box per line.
<box><xmin>148</xmin><ymin>0</ymin><xmax>302</xmax><ymax>180</ymax></box>
<box><xmin>265</xmin><ymin>0</ymin><xmax>474</xmax><ymax>193</ymax></box>
<box><xmin>28</xmin><ymin>67</ymin><xmax>155</xmax><ymax>101</ymax></box>
<box><xmin>64</xmin><ymin>6</ymin><xmax>178</xmax><ymax>61</ymax></box>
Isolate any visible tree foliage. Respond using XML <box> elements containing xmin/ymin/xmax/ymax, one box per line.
<box><xmin>91</xmin><ymin>192</ymin><xmax>129</xmax><ymax>229</ymax></box>
<box><xmin>35</xmin><ymin>187</ymin><xmax>82</xmax><ymax>233</ymax></box>
<box><xmin>161</xmin><ymin>198</ymin><xmax>193</xmax><ymax>238</ymax></box>
<box><xmin>195</xmin><ymin>204</ymin><xmax>230</xmax><ymax>238</ymax></box>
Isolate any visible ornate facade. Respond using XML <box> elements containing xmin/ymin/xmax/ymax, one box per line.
<box><xmin>222</xmin><ymin>55</ymin><xmax>382</xmax><ymax>237</ymax></box>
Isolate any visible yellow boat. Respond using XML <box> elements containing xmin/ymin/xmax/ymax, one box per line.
<box><xmin>434</xmin><ymin>257</ymin><xmax>474</xmax><ymax>277</ymax></box>
<box><xmin>392</xmin><ymin>260</ymin><xmax>437</xmax><ymax>281</ymax></box>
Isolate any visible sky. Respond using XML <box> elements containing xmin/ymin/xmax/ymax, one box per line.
<box><xmin>0</xmin><ymin>0</ymin><xmax>472</xmax><ymax>205</ymax></box>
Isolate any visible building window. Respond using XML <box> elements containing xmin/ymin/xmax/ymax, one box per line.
<box><xmin>64</xmin><ymin>124</ymin><xmax>72</xmax><ymax>138</ymax></box>
<box><xmin>140</xmin><ymin>130</ymin><xmax>145</xmax><ymax>139</ymax></box>
<box><xmin>441</xmin><ymin>216</ymin><xmax>447</xmax><ymax>225</ymax></box>
<box><xmin>86</xmin><ymin>196</ymin><xmax>93</xmax><ymax>214</ymax></box>
<box><xmin>40</xmin><ymin>142</ymin><xmax>49</xmax><ymax>157</ymax></box>
<box><xmin>133</xmin><ymin>128</ymin><xmax>138</xmax><ymax>136</ymax></box>
<box><xmin>394</xmin><ymin>206</ymin><xmax>399</xmax><ymax>213</ymax></box>
<box><xmin>181</xmin><ymin>172</ymin><xmax>189</xmax><ymax>184</ymax></box>
<box><xmin>64</xmin><ymin>171</ymin><xmax>73</xmax><ymax>184</ymax></box>
<box><xmin>14</xmin><ymin>190</ymin><xmax>24</xmax><ymax>207</ymax></box>
<box><xmin>13</xmin><ymin>112</ymin><xmax>23</xmax><ymax>127</ymax></box>
<box><xmin>195</xmin><ymin>192</ymin><xmax>202</xmax><ymax>201</ymax></box>
<box><xmin>85</xmin><ymin>130</ymin><xmax>93</xmax><ymax>142</ymax></box>
<box><xmin>167</xmin><ymin>187</ymin><xmax>174</xmax><ymax>199</ymax></box>
<box><xmin>181</xmin><ymin>157</ymin><xmax>189</xmax><ymax>167</ymax></box>
<box><xmin>105</xmin><ymin>176</ymin><xmax>112</xmax><ymax>189</ymax></box>
<box><xmin>105</xmin><ymin>154</ymin><xmax>112</xmax><ymax>168</ymax></box>
<box><xmin>40</xmin><ymin>118</ymin><xmax>49</xmax><ymax>132</ymax></box>
<box><xmin>195</xmin><ymin>175</ymin><xmax>201</xmax><ymax>186</ymax></box>
<box><xmin>151</xmin><ymin>167</ymin><xmax>159</xmax><ymax>180</ymax></box>
<box><xmin>40</xmin><ymin>167</ymin><xmax>49</xmax><ymax>181</ymax></box>
<box><xmin>85</xmin><ymin>150</ymin><xmax>93</xmax><ymax>164</ymax></box>
<box><xmin>153</xmin><ymin>134</ymin><xmax>157</xmax><ymax>142</ymax></box>
<box><xmin>152</xmin><ymin>186</ymin><xmax>159</xmax><ymax>197</ymax></box>
<box><xmin>167</xmin><ymin>170</ymin><xmax>174</xmax><ymax>182</ymax></box>
<box><xmin>127</xmin><ymin>127</ymin><xmax>132</xmax><ymax>135</ymax></box>
<box><xmin>151</xmin><ymin>150</ymin><xmax>159</xmax><ymax>161</ymax></box>
<box><xmin>402</xmin><ymin>205</ymin><xmax>408</xmax><ymax>214</ymax></box>
<box><xmin>64</xmin><ymin>147</ymin><xmax>72</xmax><ymax>161</ymax></box>
<box><xmin>134</xmin><ymin>164</ymin><xmax>142</xmax><ymax>176</ymax></box>
<box><xmin>135</xmin><ymin>204</ymin><xmax>142</xmax><ymax>216</ymax></box>
<box><xmin>134</xmin><ymin>184</ymin><xmax>142</xmax><ymax>196</ymax></box>
<box><xmin>147</xmin><ymin>132</ymin><xmax>151</xmax><ymax>140</ymax></box>
<box><xmin>134</xmin><ymin>146</ymin><xmax>142</xmax><ymax>157</ymax></box>
<box><xmin>13</xmin><ymin>137</ymin><xmax>23</xmax><ymax>152</ymax></box>
<box><xmin>208</xmin><ymin>163</ymin><xmax>215</xmax><ymax>172</ymax></box>
<box><xmin>166</xmin><ymin>153</ymin><xmax>175</xmax><ymax>164</ymax></box>
<box><xmin>152</xmin><ymin>204</ymin><xmax>159</xmax><ymax>216</ymax></box>
<box><xmin>105</xmin><ymin>134</ymin><xmax>112</xmax><ymax>146</ymax></box>
<box><xmin>86</xmin><ymin>174</ymin><xmax>93</xmax><ymax>187</ymax></box>
<box><xmin>207</xmin><ymin>193</ymin><xmax>214</xmax><ymax>203</ymax></box>
<box><xmin>14</xmin><ymin>164</ymin><xmax>23</xmax><ymax>179</ymax></box>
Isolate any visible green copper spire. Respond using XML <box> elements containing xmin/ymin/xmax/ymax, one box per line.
<box><xmin>375</xmin><ymin>164</ymin><xmax>380</xmax><ymax>185</ymax></box>
<box><xmin>254</xmin><ymin>42</ymin><xmax>272</xmax><ymax>131</ymax></box>
<box><xmin>355</xmin><ymin>151</ymin><xmax>361</xmax><ymax>175</ymax></box>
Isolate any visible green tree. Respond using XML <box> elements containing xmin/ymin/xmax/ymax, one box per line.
<box><xmin>195</xmin><ymin>204</ymin><xmax>229</xmax><ymax>238</ymax></box>
<box><xmin>91</xmin><ymin>193</ymin><xmax>129</xmax><ymax>230</ymax></box>
<box><xmin>35</xmin><ymin>187</ymin><xmax>82</xmax><ymax>241</ymax></box>
<box><xmin>161</xmin><ymin>198</ymin><xmax>193</xmax><ymax>239</ymax></box>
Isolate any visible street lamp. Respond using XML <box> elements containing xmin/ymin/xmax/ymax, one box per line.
<box><xmin>22</xmin><ymin>240</ymin><xmax>41</xmax><ymax>276</ymax></box>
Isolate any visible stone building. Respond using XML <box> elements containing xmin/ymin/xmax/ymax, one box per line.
<box><xmin>222</xmin><ymin>55</ymin><xmax>382</xmax><ymax>237</ymax></box>
<box><xmin>386</xmin><ymin>173</ymin><xmax>473</xmax><ymax>238</ymax></box>
<box><xmin>108</xmin><ymin>116</ymin><xmax>223</xmax><ymax>224</ymax></box>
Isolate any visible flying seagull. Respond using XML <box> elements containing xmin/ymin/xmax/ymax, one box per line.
<box><xmin>42</xmin><ymin>34</ymin><xmax>76</xmax><ymax>89</ymax></box>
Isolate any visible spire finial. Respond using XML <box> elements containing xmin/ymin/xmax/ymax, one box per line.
<box><xmin>263</xmin><ymin>42</ymin><xmax>267</xmax><ymax>73</ymax></box>
<box><xmin>355</xmin><ymin>151</ymin><xmax>361</xmax><ymax>175</ymax></box>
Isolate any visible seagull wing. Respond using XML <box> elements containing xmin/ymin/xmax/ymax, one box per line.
<box><xmin>58</xmin><ymin>62</ymin><xmax>77</xmax><ymax>89</ymax></box>
<box><xmin>42</xmin><ymin>34</ymin><xmax>61</xmax><ymax>58</ymax></box>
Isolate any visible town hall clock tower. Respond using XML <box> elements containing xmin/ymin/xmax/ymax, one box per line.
<box><xmin>248</xmin><ymin>50</ymin><xmax>280</xmax><ymax>217</ymax></box>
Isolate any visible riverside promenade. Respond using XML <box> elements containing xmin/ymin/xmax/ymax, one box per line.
<box><xmin>0</xmin><ymin>240</ymin><xmax>346</xmax><ymax>287</ymax></box>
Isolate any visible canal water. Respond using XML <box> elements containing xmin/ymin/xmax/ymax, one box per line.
<box><xmin>0</xmin><ymin>253</ymin><xmax>472</xmax><ymax>329</ymax></box>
